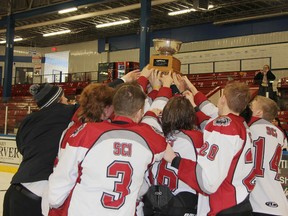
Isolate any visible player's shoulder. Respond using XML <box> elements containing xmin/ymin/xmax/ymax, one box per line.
<box><xmin>213</xmin><ymin>116</ymin><xmax>232</xmax><ymax>126</ymax></box>
<box><xmin>181</xmin><ymin>129</ymin><xmax>203</xmax><ymax>148</ymax></box>
<box><xmin>181</xmin><ymin>129</ymin><xmax>203</xmax><ymax>141</ymax></box>
<box><xmin>138</xmin><ymin>122</ymin><xmax>163</xmax><ymax>136</ymax></box>
<box><xmin>206</xmin><ymin>116</ymin><xmax>232</xmax><ymax>131</ymax></box>
<box><xmin>206</xmin><ymin>115</ymin><xmax>245</xmax><ymax>136</ymax></box>
<box><xmin>67</xmin><ymin>122</ymin><xmax>103</xmax><ymax>148</ymax></box>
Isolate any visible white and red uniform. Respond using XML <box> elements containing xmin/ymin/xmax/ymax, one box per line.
<box><xmin>248</xmin><ymin>117</ymin><xmax>288</xmax><ymax>215</ymax></box>
<box><xmin>48</xmin><ymin>117</ymin><xmax>167</xmax><ymax>216</ymax></box>
<box><xmin>152</xmin><ymin>129</ymin><xmax>203</xmax><ymax>195</ymax></box>
<box><xmin>174</xmin><ymin>92</ymin><xmax>255</xmax><ymax>216</ymax></box>
<box><xmin>48</xmin><ymin>85</ymin><xmax>172</xmax><ymax>216</ymax></box>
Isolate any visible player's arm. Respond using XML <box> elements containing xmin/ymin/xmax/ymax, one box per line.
<box><xmin>48</xmin><ymin>127</ymin><xmax>90</xmax><ymax>208</ymax></box>
<box><xmin>183</xmin><ymin>90</ymin><xmax>212</xmax><ymax>131</ymax></box>
<box><xmin>194</xmin><ymin>91</ymin><xmax>218</xmax><ymax>119</ymax></box>
<box><xmin>183</xmin><ymin>76</ymin><xmax>218</xmax><ymax>119</ymax></box>
<box><xmin>165</xmin><ymin>127</ymin><xmax>241</xmax><ymax>194</ymax></box>
<box><xmin>189</xmin><ymin>130</ymin><xmax>238</xmax><ymax>194</ymax></box>
<box><xmin>141</xmin><ymin>72</ymin><xmax>173</xmax><ymax>131</ymax></box>
<box><xmin>137</xmin><ymin>65</ymin><xmax>153</xmax><ymax>93</ymax></box>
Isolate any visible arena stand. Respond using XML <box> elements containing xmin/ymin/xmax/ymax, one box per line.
<box><xmin>1</xmin><ymin>71</ymin><xmax>287</xmax><ymax>135</ymax></box>
<box><xmin>186</xmin><ymin>70</ymin><xmax>259</xmax><ymax>101</ymax></box>
<box><xmin>0</xmin><ymin>81</ymin><xmax>89</xmax><ymax>134</ymax></box>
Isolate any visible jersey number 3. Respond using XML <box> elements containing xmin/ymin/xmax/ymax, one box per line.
<box><xmin>101</xmin><ymin>161</ymin><xmax>133</xmax><ymax>209</ymax></box>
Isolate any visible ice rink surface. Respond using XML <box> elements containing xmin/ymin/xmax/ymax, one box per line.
<box><xmin>0</xmin><ymin>172</ymin><xmax>13</xmax><ymax>216</ymax></box>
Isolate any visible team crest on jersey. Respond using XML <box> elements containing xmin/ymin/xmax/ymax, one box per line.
<box><xmin>71</xmin><ymin>123</ymin><xmax>87</xmax><ymax>137</ymax></box>
<box><xmin>265</xmin><ymin>202</ymin><xmax>279</xmax><ymax>208</ymax></box>
<box><xmin>213</xmin><ymin>116</ymin><xmax>231</xmax><ymax>126</ymax></box>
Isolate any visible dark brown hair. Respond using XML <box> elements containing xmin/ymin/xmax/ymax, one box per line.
<box><xmin>161</xmin><ymin>96</ymin><xmax>196</xmax><ymax>137</ymax></box>
<box><xmin>78</xmin><ymin>83</ymin><xmax>115</xmax><ymax>122</ymax></box>
<box><xmin>113</xmin><ymin>82</ymin><xmax>146</xmax><ymax>117</ymax></box>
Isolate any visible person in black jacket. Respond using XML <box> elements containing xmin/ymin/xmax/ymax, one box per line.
<box><xmin>254</xmin><ymin>64</ymin><xmax>276</xmax><ymax>100</ymax></box>
<box><xmin>3</xmin><ymin>83</ymin><xmax>78</xmax><ymax>216</ymax></box>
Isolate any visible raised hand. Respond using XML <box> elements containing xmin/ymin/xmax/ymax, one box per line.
<box><xmin>182</xmin><ymin>90</ymin><xmax>197</xmax><ymax>107</ymax></box>
<box><xmin>149</xmin><ymin>70</ymin><xmax>162</xmax><ymax>91</ymax></box>
<box><xmin>183</xmin><ymin>76</ymin><xmax>198</xmax><ymax>95</ymax></box>
<box><xmin>172</xmin><ymin>73</ymin><xmax>186</xmax><ymax>93</ymax></box>
<box><xmin>140</xmin><ymin>64</ymin><xmax>154</xmax><ymax>78</ymax></box>
<box><xmin>122</xmin><ymin>69</ymin><xmax>141</xmax><ymax>82</ymax></box>
<box><xmin>160</xmin><ymin>70</ymin><xmax>174</xmax><ymax>88</ymax></box>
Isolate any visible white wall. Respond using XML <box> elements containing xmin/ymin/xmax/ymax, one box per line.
<box><xmin>1</xmin><ymin>31</ymin><xmax>288</xmax><ymax>82</ymax></box>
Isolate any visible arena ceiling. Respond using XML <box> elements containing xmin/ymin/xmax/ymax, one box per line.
<box><xmin>0</xmin><ymin>0</ymin><xmax>288</xmax><ymax>47</ymax></box>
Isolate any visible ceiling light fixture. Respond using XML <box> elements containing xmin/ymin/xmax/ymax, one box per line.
<box><xmin>43</xmin><ymin>29</ymin><xmax>71</xmax><ymax>37</ymax></box>
<box><xmin>96</xmin><ymin>19</ymin><xmax>131</xmax><ymax>28</ymax></box>
<box><xmin>58</xmin><ymin>7</ymin><xmax>78</xmax><ymax>14</ymax></box>
<box><xmin>0</xmin><ymin>37</ymin><xmax>23</xmax><ymax>44</ymax></box>
<box><xmin>208</xmin><ymin>5</ymin><xmax>214</xmax><ymax>10</ymax></box>
<box><xmin>168</xmin><ymin>8</ymin><xmax>197</xmax><ymax>16</ymax></box>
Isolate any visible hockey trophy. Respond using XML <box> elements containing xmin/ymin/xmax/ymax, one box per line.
<box><xmin>149</xmin><ymin>38</ymin><xmax>182</xmax><ymax>74</ymax></box>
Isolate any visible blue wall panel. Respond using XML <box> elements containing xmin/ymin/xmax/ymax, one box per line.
<box><xmin>251</xmin><ymin>17</ymin><xmax>288</xmax><ymax>34</ymax></box>
<box><xmin>108</xmin><ymin>34</ymin><xmax>140</xmax><ymax>51</ymax></box>
<box><xmin>107</xmin><ymin>16</ymin><xmax>288</xmax><ymax>51</ymax></box>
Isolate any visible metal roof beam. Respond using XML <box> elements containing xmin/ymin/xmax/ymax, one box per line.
<box><xmin>0</xmin><ymin>0</ymin><xmax>177</xmax><ymax>32</ymax></box>
<box><xmin>0</xmin><ymin>0</ymin><xmax>113</xmax><ymax>26</ymax></box>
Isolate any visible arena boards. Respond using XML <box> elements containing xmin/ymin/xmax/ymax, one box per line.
<box><xmin>0</xmin><ymin>135</ymin><xmax>20</xmax><ymax>173</ymax></box>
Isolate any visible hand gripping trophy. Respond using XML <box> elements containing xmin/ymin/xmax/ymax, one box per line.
<box><xmin>149</xmin><ymin>38</ymin><xmax>182</xmax><ymax>74</ymax></box>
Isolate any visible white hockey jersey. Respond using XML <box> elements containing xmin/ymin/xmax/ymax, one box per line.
<box><xmin>177</xmin><ymin>91</ymin><xmax>255</xmax><ymax>216</ymax></box>
<box><xmin>249</xmin><ymin>117</ymin><xmax>288</xmax><ymax>215</ymax></box>
<box><xmin>48</xmin><ymin>117</ymin><xmax>167</xmax><ymax>216</ymax></box>
<box><xmin>149</xmin><ymin>129</ymin><xmax>203</xmax><ymax>196</ymax></box>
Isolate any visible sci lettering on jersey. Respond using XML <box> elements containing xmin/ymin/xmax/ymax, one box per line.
<box><xmin>48</xmin><ymin>116</ymin><xmax>167</xmax><ymax>216</ymax></box>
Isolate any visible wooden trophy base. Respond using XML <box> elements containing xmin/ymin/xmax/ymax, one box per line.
<box><xmin>149</xmin><ymin>55</ymin><xmax>181</xmax><ymax>74</ymax></box>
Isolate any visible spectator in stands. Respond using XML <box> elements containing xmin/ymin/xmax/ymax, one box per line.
<box><xmin>3</xmin><ymin>83</ymin><xmax>78</xmax><ymax>216</ymax></box>
<box><xmin>254</xmin><ymin>64</ymin><xmax>276</xmax><ymax>100</ymax></box>
<box><xmin>248</xmin><ymin>96</ymin><xmax>288</xmax><ymax>215</ymax></box>
<box><xmin>164</xmin><ymin>79</ymin><xmax>255</xmax><ymax>216</ymax></box>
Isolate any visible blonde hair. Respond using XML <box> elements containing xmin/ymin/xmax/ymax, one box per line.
<box><xmin>224</xmin><ymin>81</ymin><xmax>251</xmax><ymax>114</ymax></box>
<box><xmin>263</xmin><ymin>64</ymin><xmax>270</xmax><ymax>70</ymax></box>
<box><xmin>253</xmin><ymin>95</ymin><xmax>279</xmax><ymax>121</ymax></box>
